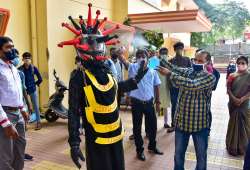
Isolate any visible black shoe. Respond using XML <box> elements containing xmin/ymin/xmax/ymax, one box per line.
<box><xmin>148</xmin><ymin>148</ymin><xmax>164</xmax><ymax>155</ymax></box>
<box><xmin>164</xmin><ymin>124</ymin><xmax>171</xmax><ymax>128</ymax></box>
<box><xmin>129</xmin><ymin>134</ymin><xmax>134</xmax><ymax>140</ymax></box>
<box><xmin>137</xmin><ymin>152</ymin><xmax>146</xmax><ymax>161</ymax></box>
<box><xmin>24</xmin><ymin>153</ymin><xmax>33</xmax><ymax>161</ymax></box>
<box><xmin>167</xmin><ymin>127</ymin><xmax>175</xmax><ymax>133</ymax></box>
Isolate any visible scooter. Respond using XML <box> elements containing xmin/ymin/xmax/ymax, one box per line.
<box><xmin>43</xmin><ymin>69</ymin><xmax>68</xmax><ymax>122</ymax></box>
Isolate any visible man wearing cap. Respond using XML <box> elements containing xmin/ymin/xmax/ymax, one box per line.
<box><xmin>168</xmin><ymin>42</ymin><xmax>191</xmax><ymax>133</ymax></box>
<box><xmin>0</xmin><ymin>36</ymin><xmax>28</xmax><ymax>170</ymax></box>
<box><xmin>19</xmin><ymin>52</ymin><xmax>43</xmax><ymax>130</ymax></box>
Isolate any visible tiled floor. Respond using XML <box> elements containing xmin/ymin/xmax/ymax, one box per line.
<box><xmin>24</xmin><ymin>74</ymin><xmax>244</xmax><ymax>170</ymax></box>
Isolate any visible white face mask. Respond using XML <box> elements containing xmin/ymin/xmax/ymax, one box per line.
<box><xmin>136</xmin><ymin>58</ymin><xmax>147</xmax><ymax>65</ymax></box>
<box><xmin>160</xmin><ymin>55</ymin><xmax>167</xmax><ymax>60</ymax></box>
<box><xmin>76</xmin><ymin>62</ymin><xmax>82</xmax><ymax>69</ymax></box>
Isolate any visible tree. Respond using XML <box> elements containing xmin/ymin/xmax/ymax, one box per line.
<box><xmin>143</xmin><ymin>31</ymin><xmax>164</xmax><ymax>50</ymax></box>
<box><xmin>191</xmin><ymin>0</ymin><xmax>250</xmax><ymax>48</ymax></box>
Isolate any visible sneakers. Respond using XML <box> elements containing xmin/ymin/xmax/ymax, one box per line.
<box><xmin>164</xmin><ymin>124</ymin><xmax>171</xmax><ymax>128</ymax></box>
<box><xmin>24</xmin><ymin>153</ymin><xmax>33</xmax><ymax>161</ymax></box>
<box><xmin>167</xmin><ymin>127</ymin><xmax>175</xmax><ymax>133</ymax></box>
<box><xmin>35</xmin><ymin>122</ymin><xmax>42</xmax><ymax>130</ymax></box>
<box><xmin>129</xmin><ymin>134</ymin><xmax>134</xmax><ymax>140</ymax></box>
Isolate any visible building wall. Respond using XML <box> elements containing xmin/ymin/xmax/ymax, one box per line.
<box><xmin>46</xmin><ymin>0</ymin><xmax>114</xmax><ymax>106</ymax></box>
<box><xmin>128</xmin><ymin>0</ymin><xmax>184</xmax><ymax>14</ymax></box>
<box><xmin>128</xmin><ymin>0</ymin><xmax>161</xmax><ymax>14</ymax></box>
<box><xmin>112</xmin><ymin>0</ymin><xmax>128</xmax><ymax>23</ymax></box>
<box><xmin>0</xmin><ymin>0</ymin><xmax>31</xmax><ymax>54</ymax></box>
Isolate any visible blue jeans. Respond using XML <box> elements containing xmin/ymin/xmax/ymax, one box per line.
<box><xmin>244</xmin><ymin>140</ymin><xmax>250</xmax><ymax>170</ymax></box>
<box><xmin>174</xmin><ymin>128</ymin><xmax>209</xmax><ymax>170</ymax></box>
<box><xmin>29</xmin><ymin>91</ymin><xmax>41</xmax><ymax>122</ymax></box>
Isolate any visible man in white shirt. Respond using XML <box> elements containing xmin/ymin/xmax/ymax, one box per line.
<box><xmin>0</xmin><ymin>36</ymin><xmax>28</xmax><ymax>170</ymax></box>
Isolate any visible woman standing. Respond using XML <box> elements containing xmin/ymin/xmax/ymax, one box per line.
<box><xmin>226</xmin><ymin>56</ymin><xmax>250</xmax><ymax>156</ymax></box>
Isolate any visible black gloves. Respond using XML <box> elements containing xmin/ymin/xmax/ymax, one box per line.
<box><xmin>70</xmin><ymin>146</ymin><xmax>85</xmax><ymax>169</ymax></box>
<box><xmin>135</xmin><ymin>60</ymin><xmax>148</xmax><ymax>83</ymax></box>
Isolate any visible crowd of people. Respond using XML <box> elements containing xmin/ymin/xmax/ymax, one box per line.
<box><xmin>0</xmin><ymin>35</ymin><xmax>250</xmax><ymax>170</ymax></box>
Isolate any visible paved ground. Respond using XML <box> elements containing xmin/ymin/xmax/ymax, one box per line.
<box><xmin>24</xmin><ymin>74</ymin><xmax>244</xmax><ymax>170</ymax></box>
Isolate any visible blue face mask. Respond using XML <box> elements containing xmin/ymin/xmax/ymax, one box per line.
<box><xmin>192</xmin><ymin>63</ymin><xmax>204</xmax><ymax>72</ymax></box>
<box><xmin>11</xmin><ymin>57</ymin><xmax>20</xmax><ymax>67</ymax></box>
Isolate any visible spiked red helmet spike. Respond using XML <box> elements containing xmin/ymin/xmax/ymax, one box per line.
<box><xmin>93</xmin><ymin>10</ymin><xmax>101</xmax><ymax>26</ymax></box>
<box><xmin>98</xmin><ymin>17</ymin><xmax>107</xmax><ymax>30</ymax></box>
<box><xmin>57</xmin><ymin>37</ymin><xmax>81</xmax><ymax>47</ymax></box>
<box><xmin>75</xmin><ymin>44</ymin><xmax>90</xmax><ymax>51</ymax></box>
<box><xmin>62</xmin><ymin>23</ymin><xmax>81</xmax><ymax>35</ymax></box>
<box><xmin>87</xmin><ymin>3</ymin><xmax>92</xmax><ymax>27</ymax></box>
<box><xmin>102</xmin><ymin>24</ymin><xmax>120</xmax><ymax>36</ymax></box>
<box><xmin>105</xmin><ymin>39</ymin><xmax>120</xmax><ymax>46</ymax></box>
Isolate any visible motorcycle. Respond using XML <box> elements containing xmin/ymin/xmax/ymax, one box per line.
<box><xmin>43</xmin><ymin>69</ymin><xmax>68</xmax><ymax>122</ymax></box>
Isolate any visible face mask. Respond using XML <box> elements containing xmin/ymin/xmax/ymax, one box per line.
<box><xmin>76</xmin><ymin>62</ymin><xmax>82</xmax><ymax>69</ymax></box>
<box><xmin>4</xmin><ymin>49</ymin><xmax>16</xmax><ymax>61</ymax></box>
<box><xmin>137</xmin><ymin>58</ymin><xmax>147</xmax><ymax>65</ymax></box>
<box><xmin>11</xmin><ymin>57</ymin><xmax>20</xmax><ymax>67</ymax></box>
<box><xmin>160</xmin><ymin>55</ymin><xmax>167</xmax><ymax>60</ymax></box>
<box><xmin>23</xmin><ymin>59</ymin><xmax>31</xmax><ymax>65</ymax></box>
<box><xmin>111</xmin><ymin>54</ymin><xmax>118</xmax><ymax>60</ymax></box>
<box><xmin>192</xmin><ymin>63</ymin><xmax>204</xmax><ymax>72</ymax></box>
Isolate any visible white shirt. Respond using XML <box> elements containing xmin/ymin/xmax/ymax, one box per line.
<box><xmin>128</xmin><ymin>63</ymin><xmax>161</xmax><ymax>101</ymax></box>
<box><xmin>0</xmin><ymin>59</ymin><xmax>23</xmax><ymax>127</ymax></box>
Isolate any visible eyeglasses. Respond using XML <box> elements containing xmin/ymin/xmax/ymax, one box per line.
<box><xmin>237</xmin><ymin>62</ymin><xmax>246</xmax><ymax>65</ymax></box>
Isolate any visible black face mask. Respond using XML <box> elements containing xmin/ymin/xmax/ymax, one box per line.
<box><xmin>111</xmin><ymin>54</ymin><xmax>118</xmax><ymax>60</ymax></box>
<box><xmin>4</xmin><ymin>49</ymin><xmax>18</xmax><ymax>61</ymax></box>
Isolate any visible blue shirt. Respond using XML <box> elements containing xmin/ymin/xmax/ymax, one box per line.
<box><xmin>19</xmin><ymin>65</ymin><xmax>42</xmax><ymax>94</ymax></box>
<box><xmin>105</xmin><ymin>59</ymin><xmax>118</xmax><ymax>81</ymax></box>
<box><xmin>128</xmin><ymin>63</ymin><xmax>161</xmax><ymax>101</ymax></box>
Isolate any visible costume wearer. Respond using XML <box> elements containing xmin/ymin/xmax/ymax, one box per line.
<box><xmin>58</xmin><ymin>4</ymin><xmax>147</xmax><ymax>170</ymax></box>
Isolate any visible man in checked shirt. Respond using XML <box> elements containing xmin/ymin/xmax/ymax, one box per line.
<box><xmin>158</xmin><ymin>50</ymin><xmax>216</xmax><ymax>170</ymax></box>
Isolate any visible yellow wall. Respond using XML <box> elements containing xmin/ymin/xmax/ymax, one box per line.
<box><xmin>112</xmin><ymin>0</ymin><xmax>128</xmax><ymax>23</ymax></box>
<box><xmin>46</xmin><ymin>0</ymin><xmax>114</xmax><ymax>106</ymax></box>
<box><xmin>34</xmin><ymin>0</ymin><xmax>49</xmax><ymax>110</ymax></box>
<box><xmin>0</xmin><ymin>0</ymin><xmax>31</xmax><ymax>54</ymax></box>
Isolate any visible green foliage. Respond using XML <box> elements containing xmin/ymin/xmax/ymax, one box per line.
<box><xmin>191</xmin><ymin>0</ymin><xmax>250</xmax><ymax>48</ymax></box>
<box><xmin>123</xmin><ymin>17</ymin><xmax>132</xmax><ymax>26</ymax></box>
<box><xmin>143</xmin><ymin>31</ymin><xmax>164</xmax><ymax>50</ymax></box>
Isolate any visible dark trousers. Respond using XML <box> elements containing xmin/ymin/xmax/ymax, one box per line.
<box><xmin>174</xmin><ymin>128</ymin><xmax>209</xmax><ymax>170</ymax></box>
<box><xmin>131</xmin><ymin>98</ymin><xmax>157</xmax><ymax>153</ymax></box>
<box><xmin>170</xmin><ymin>87</ymin><xmax>179</xmax><ymax>127</ymax></box>
<box><xmin>85</xmin><ymin>138</ymin><xmax>125</xmax><ymax>170</ymax></box>
<box><xmin>244</xmin><ymin>140</ymin><xmax>250</xmax><ymax>170</ymax></box>
<box><xmin>0</xmin><ymin>112</ymin><xmax>26</xmax><ymax>170</ymax></box>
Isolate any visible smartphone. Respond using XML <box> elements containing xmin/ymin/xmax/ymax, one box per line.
<box><xmin>148</xmin><ymin>57</ymin><xmax>160</xmax><ymax>70</ymax></box>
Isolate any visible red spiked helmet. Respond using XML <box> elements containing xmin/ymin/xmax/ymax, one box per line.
<box><xmin>57</xmin><ymin>3</ymin><xmax>120</xmax><ymax>61</ymax></box>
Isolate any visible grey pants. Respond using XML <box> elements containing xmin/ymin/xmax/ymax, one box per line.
<box><xmin>0</xmin><ymin>111</ymin><xmax>26</xmax><ymax>170</ymax></box>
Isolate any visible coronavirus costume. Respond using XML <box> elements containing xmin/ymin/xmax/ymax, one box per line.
<box><xmin>58</xmin><ymin>3</ymin><xmax>147</xmax><ymax>170</ymax></box>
